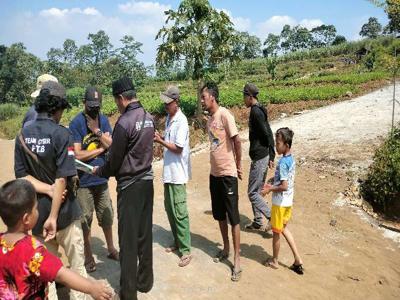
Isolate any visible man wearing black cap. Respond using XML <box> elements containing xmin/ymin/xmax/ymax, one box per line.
<box><xmin>69</xmin><ymin>86</ymin><xmax>119</xmax><ymax>274</ymax></box>
<box><xmin>14</xmin><ymin>81</ymin><xmax>88</xmax><ymax>300</ymax></box>
<box><xmin>243</xmin><ymin>83</ymin><xmax>275</xmax><ymax>231</ymax></box>
<box><xmin>94</xmin><ymin>77</ymin><xmax>155</xmax><ymax>300</ymax></box>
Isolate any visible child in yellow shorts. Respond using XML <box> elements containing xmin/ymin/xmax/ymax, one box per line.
<box><xmin>262</xmin><ymin>127</ymin><xmax>303</xmax><ymax>275</ymax></box>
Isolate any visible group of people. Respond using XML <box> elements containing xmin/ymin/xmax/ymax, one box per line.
<box><xmin>0</xmin><ymin>73</ymin><xmax>303</xmax><ymax>300</ymax></box>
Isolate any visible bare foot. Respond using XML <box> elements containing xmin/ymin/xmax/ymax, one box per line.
<box><xmin>265</xmin><ymin>258</ymin><xmax>279</xmax><ymax>269</ymax></box>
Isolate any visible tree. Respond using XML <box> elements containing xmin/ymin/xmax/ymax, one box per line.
<box><xmin>0</xmin><ymin>43</ymin><xmax>42</xmax><ymax>104</ymax></box>
<box><xmin>232</xmin><ymin>31</ymin><xmax>262</xmax><ymax>59</ymax></box>
<box><xmin>287</xmin><ymin>26</ymin><xmax>313</xmax><ymax>52</ymax></box>
<box><xmin>263</xmin><ymin>33</ymin><xmax>280</xmax><ymax>57</ymax></box>
<box><xmin>311</xmin><ymin>24</ymin><xmax>337</xmax><ymax>47</ymax></box>
<box><xmin>156</xmin><ymin>0</ymin><xmax>239</xmax><ymax>115</ymax></box>
<box><xmin>332</xmin><ymin>35</ymin><xmax>347</xmax><ymax>45</ymax></box>
<box><xmin>368</xmin><ymin>0</ymin><xmax>400</xmax><ymax>34</ymax></box>
<box><xmin>385</xmin><ymin>0</ymin><xmax>400</xmax><ymax>33</ymax></box>
<box><xmin>88</xmin><ymin>30</ymin><xmax>113</xmax><ymax>66</ymax></box>
<box><xmin>115</xmin><ymin>35</ymin><xmax>148</xmax><ymax>87</ymax></box>
<box><xmin>360</xmin><ymin>17</ymin><xmax>383</xmax><ymax>38</ymax></box>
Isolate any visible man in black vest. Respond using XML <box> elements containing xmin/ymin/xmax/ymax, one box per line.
<box><xmin>94</xmin><ymin>77</ymin><xmax>155</xmax><ymax>300</ymax></box>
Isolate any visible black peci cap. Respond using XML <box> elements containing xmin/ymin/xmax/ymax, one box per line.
<box><xmin>112</xmin><ymin>77</ymin><xmax>135</xmax><ymax>96</ymax></box>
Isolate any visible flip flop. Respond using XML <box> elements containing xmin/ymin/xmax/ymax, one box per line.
<box><xmin>213</xmin><ymin>250</ymin><xmax>229</xmax><ymax>263</ymax></box>
<box><xmin>265</xmin><ymin>258</ymin><xmax>279</xmax><ymax>269</ymax></box>
<box><xmin>165</xmin><ymin>245</ymin><xmax>177</xmax><ymax>253</ymax></box>
<box><xmin>178</xmin><ymin>254</ymin><xmax>192</xmax><ymax>267</ymax></box>
<box><xmin>84</xmin><ymin>258</ymin><xmax>96</xmax><ymax>273</ymax></box>
<box><xmin>289</xmin><ymin>263</ymin><xmax>304</xmax><ymax>275</ymax></box>
<box><xmin>107</xmin><ymin>250</ymin><xmax>119</xmax><ymax>261</ymax></box>
<box><xmin>231</xmin><ymin>268</ymin><xmax>242</xmax><ymax>282</ymax></box>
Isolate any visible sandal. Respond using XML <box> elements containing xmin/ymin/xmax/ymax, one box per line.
<box><xmin>84</xmin><ymin>257</ymin><xmax>96</xmax><ymax>273</ymax></box>
<box><xmin>165</xmin><ymin>245</ymin><xmax>177</xmax><ymax>253</ymax></box>
<box><xmin>265</xmin><ymin>258</ymin><xmax>279</xmax><ymax>269</ymax></box>
<box><xmin>213</xmin><ymin>250</ymin><xmax>229</xmax><ymax>263</ymax></box>
<box><xmin>107</xmin><ymin>249</ymin><xmax>119</xmax><ymax>261</ymax></box>
<box><xmin>178</xmin><ymin>254</ymin><xmax>192</xmax><ymax>267</ymax></box>
<box><xmin>289</xmin><ymin>263</ymin><xmax>304</xmax><ymax>275</ymax></box>
<box><xmin>231</xmin><ymin>268</ymin><xmax>242</xmax><ymax>282</ymax></box>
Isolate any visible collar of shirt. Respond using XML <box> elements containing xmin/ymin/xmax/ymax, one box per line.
<box><xmin>166</xmin><ymin>108</ymin><xmax>183</xmax><ymax>126</ymax></box>
<box><xmin>36</xmin><ymin>113</ymin><xmax>55</xmax><ymax>122</ymax></box>
<box><xmin>125</xmin><ymin>101</ymin><xmax>142</xmax><ymax>113</ymax></box>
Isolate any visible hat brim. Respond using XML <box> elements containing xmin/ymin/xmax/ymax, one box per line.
<box><xmin>85</xmin><ymin>100</ymin><xmax>101</xmax><ymax>108</ymax></box>
<box><xmin>160</xmin><ymin>93</ymin><xmax>176</xmax><ymax>104</ymax></box>
<box><xmin>31</xmin><ymin>89</ymin><xmax>40</xmax><ymax>98</ymax></box>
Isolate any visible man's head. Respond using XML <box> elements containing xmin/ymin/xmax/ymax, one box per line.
<box><xmin>0</xmin><ymin>179</ymin><xmax>38</xmax><ymax>231</ymax></box>
<box><xmin>84</xmin><ymin>86</ymin><xmax>102</xmax><ymax>119</ymax></box>
<box><xmin>34</xmin><ymin>81</ymin><xmax>70</xmax><ymax>123</ymax></box>
<box><xmin>112</xmin><ymin>77</ymin><xmax>137</xmax><ymax>114</ymax></box>
<box><xmin>275</xmin><ymin>127</ymin><xmax>294</xmax><ymax>155</ymax></box>
<box><xmin>160</xmin><ymin>85</ymin><xmax>180</xmax><ymax>116</ymax></box>
<box><xmin>243</xmin><ymin>83</ymin><xmax>259</xmax><ymax>108</ymax></box>
<box><xmin>31</xmin><ymin>74</ymin><xmax>58</xmax><ymax>99</ymax></box>
<box><xmin>200</xmin><ymin>81</ymin><xmax>219</xmax><ymax>113</ymax></box>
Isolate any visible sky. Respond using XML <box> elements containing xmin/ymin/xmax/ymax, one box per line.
<box><xmin>0</xmin><ymin>0</ymin><xmax>389</xmax><ymax>66</ymax></box>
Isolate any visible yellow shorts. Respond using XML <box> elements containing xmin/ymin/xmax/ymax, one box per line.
<box><xmin>271</xmin><ymin>205</ymin><xmax>292</xmax><ymax>233</ymax></box>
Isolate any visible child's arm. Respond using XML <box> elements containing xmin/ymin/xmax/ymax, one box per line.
<box><xmin>55</xmin><ymin>267</ymin><xmax>113</xmax><ymax>300</ymax></box>
<box><xmin>261</xmin><ymin>180</ymin><xmax>288</xmax><ymax>196</ymax></box>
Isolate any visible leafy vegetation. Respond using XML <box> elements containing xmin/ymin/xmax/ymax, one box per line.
<box><xmin>361</xmin><ymin>126</ymin><xmax>400</xmax><ymax>218</ymax></box>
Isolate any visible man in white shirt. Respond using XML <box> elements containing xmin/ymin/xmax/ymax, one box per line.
<box><xmin>154</xmin><ymin>86</ymin><xmax>192</xmax><ymax>267</ymax></box>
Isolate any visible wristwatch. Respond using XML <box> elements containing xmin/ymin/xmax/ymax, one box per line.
<box><xmin>95</xmin><ymin>129</ymin><xmax>103</xmax><ymax>137</ymax></box>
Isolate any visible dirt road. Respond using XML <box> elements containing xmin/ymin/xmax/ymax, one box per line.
<box><xmin>0</xmin><ymin>83</ymin><xmax>399</xmax><ymax>299</ymax></box>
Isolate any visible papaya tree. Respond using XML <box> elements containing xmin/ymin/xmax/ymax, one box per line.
<box><xmin>156</xmin><ymin>0</ymin><xmax>239</xmax><ymax>115</ymax></box>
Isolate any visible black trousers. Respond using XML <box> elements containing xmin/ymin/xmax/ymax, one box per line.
<box><xmin>117</xmin><ymin>179</ymin><xmax>154</xmax><ymax>300</ymax></box>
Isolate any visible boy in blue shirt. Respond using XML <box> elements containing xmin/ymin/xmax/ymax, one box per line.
<box><xmin>262</xmin><ymin>127</ymin><xmax>304</xmax><ymax>275</ymax></box>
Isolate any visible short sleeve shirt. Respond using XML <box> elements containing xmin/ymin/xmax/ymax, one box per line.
<box><xmin>69</xmin><ymin>112</ymin><xmax>112</xmax><ymax>187</ymax></box>
<box><xmin>162</xmin><ymin>109</ymin><xmax>191</xmax><ymax>184</ymax></box>
<box><xmin>272</xmin><ymin>154</ymin><xmax>296</xmax><ymax>207</ymax></box>
<box><xmin>14</xmin><ymin>115</ymin><xmax>81</xmax><ymax>236</ymax></box>
<box><xmin>207</xmin><ymin>107</ymin><xmax>238</xmax><ymax>177</ymax></box>
<box><xmin>0</xmin><ymin>234</ymin><xmax>63</xmax><ymax>299</ymax></box>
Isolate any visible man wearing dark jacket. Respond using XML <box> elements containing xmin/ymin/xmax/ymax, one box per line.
<box><xmin>94</xmin><ymin>77</ymin><xmax>154</xmax><ymax>300</ymax></box>
<box><xmin>243</xmin><ymin>83</ymin><xmax>275</xmax><ymax>230</ymax></box>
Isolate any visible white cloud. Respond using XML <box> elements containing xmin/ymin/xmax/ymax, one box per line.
<box><xmin>256</xmin><ymin>15</ymin><xmax>325</xmax><ymax>39</ymax></box>
<box><xmin>1</xmin><ymin>4</ymin><xmax>171</xmax><ymax>66</ymax></box>
<box><xmin>39</xmin><ymin>7</ymin><xmax>101</xmax><ymax>18</ymax></box>
<box><xmin>218</xmin><ymin>9</ymin><xmax>251</xmax><ymax>32</ymax></box>
<box><xmin>118</xmin><ymin>1</ymin><xmax>170</xmax><ymax>17</ymax></box>
<box><xmin>299</xmin><ymin>19</ymin><xmax>324</xmax><ymax>30</ymax></box>
<box><xmin>256</xmin><ymin>15</ymin><xmax>297</xmax><ymax>37</ymax></box>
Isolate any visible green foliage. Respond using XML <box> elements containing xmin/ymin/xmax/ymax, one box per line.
<box><xmin>359</xmin><ymin>17</ymin><xmax>382</xmax><ymax>38</ymax></box>
<box><xmin>0</xmin><ymin>43</ymin><xmax>43</xmax><ymax>105</ymax></box>
<box><xmin>385</xmin><ymin>0</ymin><xmax>400</xmax><ymax>33</ymax></box>
<box><xmin>233</xmin><ymin>31</ymin><xmax>262</xmax><ymax>59</ymax></box>
<box><xmin>361</xmin><ymin>126</ymin><xmax>400</xmax><ymax>217</ymax></box>
<box><xmin>0</xmin><ymin>115</ymin><xmax>22</xmax><ymax>138</ymax></box>
<box><xmin>156</xmin><ymin>0</ymin><xmax>239</xmax><ymax>81</ymax></box>
<box><xmin>0</xmin><ymin>103</ymin><xmax>20</xmax><ymax>121</ymax></box>
<box><xmin>66</xmin><ymin>87</ymin><xmax>85</xmax><ymax>107</ymax></box>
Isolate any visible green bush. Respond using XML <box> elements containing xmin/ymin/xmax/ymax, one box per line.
<box><xmin>66</xmin><ymin>87</ymin><xmax>85</xmax><ymax>107</ymax></box>
<box><xmin>0</xmin><ymin>115</ymin><xmax>23</xmax><ymax>138</ymax></box>
<box><xmin>0</xmin><ymin>103</ymin><xmax>20</xmax><ymax>121</ymax></box>
<box><xmin>361</xmin><ymin>126</ymin><xmax>400</xmax><ymax>218</ymax></box>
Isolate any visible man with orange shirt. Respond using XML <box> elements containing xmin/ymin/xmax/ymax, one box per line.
<box><xmin>200</xmin><ymin>81</ymin><xmax>242</xmax><ymax>282</ymax></box>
